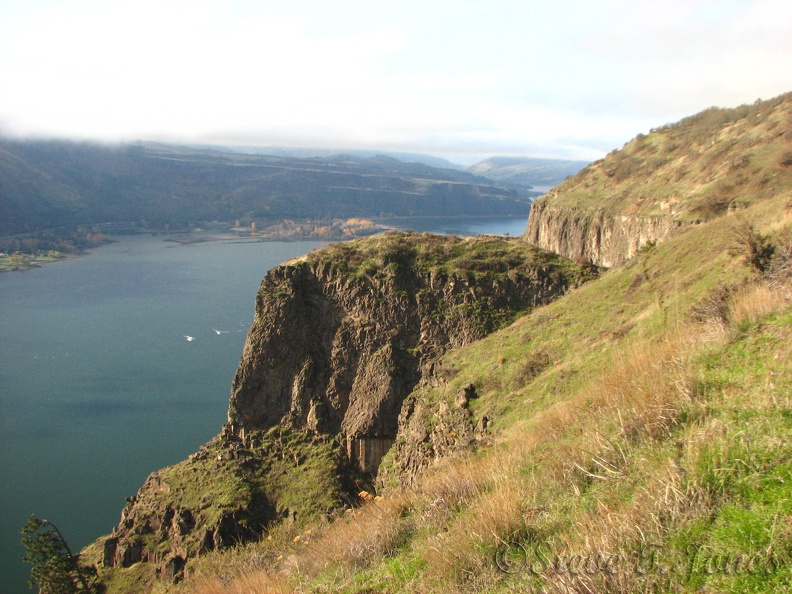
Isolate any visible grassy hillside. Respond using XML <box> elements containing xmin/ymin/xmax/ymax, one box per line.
<box><xmin>171</xmin><ymin>191</ymin><xmax>792</xmax><ymax>594</ymax></box>
<box><xmin>536</xmin><ymin>93</ymin><xmax>792</xmax><ymax>222</ymax></box>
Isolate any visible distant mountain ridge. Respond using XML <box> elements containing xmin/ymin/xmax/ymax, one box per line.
<box><xmin>0</xmin><ymin>140</ymin><xmax>531</xmax><ymax>234</ymax></box>
<box><xmin>467</xmin><ymin>156</ymin><xmax>590</xmax><ymax>189</ymax></box>
<box><xmin>215</xmin><ymin>145</ymin><xmax>466</xmax><ymax>170</ymax></box>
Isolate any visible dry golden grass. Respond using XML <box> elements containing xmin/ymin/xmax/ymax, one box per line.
<box><xmin>727</xmin><ymin>281</ymin><xmax>790</xmax><ymax>327</ymax></box>
<box><xmin>185</xmin><ymin>493</ymin><xmax>416</xmax><ymax>593</ymax></box>
<box><xmin>402</xmin><ymin>333</ymin><xmax>700</xmax><ymax>589</ymax></box>
<box><xmin>419</xmin><ymin>479</ymin><xmax>526</xmax><ymax>584</ymax></box>
<box><xmin>188</xmin><ymin>572</ymin><xmax>294</xmax><ymax>594</ymax></box>
<box><xmin>286</xmin><ymin>492</ymin><xmax>414</xmax><ymax>577</ymax></box>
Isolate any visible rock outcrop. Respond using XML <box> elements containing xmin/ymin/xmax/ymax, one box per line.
<box><xmin>379</xmin><ymin>383</ymin><xmax>486</xmax><ymax>489</ymax></box>
<box><xmin>87</xmin><ymin>231</ymin><xmax>593</xmax><ymax>586</ymax></box>
<box><xmin>90</xmin><ymin>428</ymin><xmax>350</xmax><ymax>584</ymax></box>
<box><xmin>229</xmin><ymin>231</ymin><xmax>591</xmax><ymax>471</ymax></box>
<box><xmin>524</xmin><ymin>199</ymin><xmax>684</xmax><ymax>267</ymax></box>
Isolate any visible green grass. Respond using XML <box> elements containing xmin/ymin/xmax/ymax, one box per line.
<box><xmin>311</xmin><ymin>230</ymin><xmax>593</xmax><ymax>284</ymax></box>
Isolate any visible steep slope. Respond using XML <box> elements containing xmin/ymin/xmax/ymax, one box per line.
<box><xmin>84</xmin><ymin>232</ymin><xmax>592</xmax><ymax>588</ymax></box>
<box><xmin>178</xmin><ymin>173</ymin><xmax>792</xmax><ymax>594</ymax></box>
<box><xmin>228</xmin><ymin>232</ymin><xmax>592</xmax><ymax>467</ymax></box>
<box><xmin>0</xmin><ymin>140</ymin><xmax>530</xmax><ymax>233</ymax></box>
<box><xmin>524</xmin><ymin>93</ymin><xmax>792</xmax><ymax>266</ymax></box>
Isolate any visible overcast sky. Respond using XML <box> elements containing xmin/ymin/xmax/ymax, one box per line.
<box><xmin>1</xmin><ymin>0</ymin><xmax>790</xmax><ymax>163</ymax></box>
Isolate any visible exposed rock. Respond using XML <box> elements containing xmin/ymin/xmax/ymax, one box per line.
<box><xmin>475</xmin><ymin>415</ymin><xmax>491</xmax><ymax>440</ymax></box>
<box><xmin>383</xmin><ymin>391</ymin><xmax>478</xmax><ymax>488</ymax></box>
<box><xmin>174</xmin><ymin>509</ymin><xmax>195</xmax><ymax>536</ymax></box>
<box><xmin>229</xmin><ymin>232</ymin><xmax>587</xmax><ymax>472</ymax></box>
<box><xmin>524</xmin><ymin>199</ymin><xmax>684</xmax><ymax>267</ymax></box>
<box><xmin>116</xmin><ymin>540</ymin><xmax>145</xmax><ymax>567</ymax></box>
<box><xmin>88</xmin><ymin>232</ymin><xmax>590</xmax><ymax>587</ymax></box>
<box><xmin>455</xmin><ymin>383</ymin><xmax>477</xmax><ymax>409</ymax></box>
<box><xmin>159</xmin><ymin>555</ymin><xmax>185</xmax><ymax>584</ymax></box>
<box><xmin>199</xmin><ymin>529</ymin><xmax>214</xmax><ymax>554</ymax></box>
<box><xmin>102</xmin><ymin>537</ymin><xmax>118</xmax><ymax>567</ymax></box>
<box><xmin>94</xmin><ymin>440</ymin><xmax>281</xmax><ymax>579</ymax></box>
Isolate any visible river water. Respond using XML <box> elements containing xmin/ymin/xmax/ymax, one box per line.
<box><xmin>0</xmin><ymin>217</ymin><xmax>527</xmax><ymax>592</ymax></box>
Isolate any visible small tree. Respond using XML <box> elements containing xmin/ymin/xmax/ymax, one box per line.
<box><xmin>20</xmin><ymin>515</ymin><xmax>98</xmax><ymax>593</ymax></box>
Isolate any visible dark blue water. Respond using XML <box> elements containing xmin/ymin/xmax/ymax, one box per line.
<box><xmin>0</xmin><ymin>217</ymin><xmax>527</xmax><ymax>592</ymax></box>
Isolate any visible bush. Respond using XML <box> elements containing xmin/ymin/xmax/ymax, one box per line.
<box><xmin>730</xmin><ymin>224</ymin><xmax>775</xmax><ymax>273</ymax></box>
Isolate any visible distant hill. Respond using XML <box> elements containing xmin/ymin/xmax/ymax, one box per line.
<box><xmin>220</xmin><ymin>145</ymin><xmax>466</xmax><ymax>171</ymax></box>
<box><xmin>0</xmin><ymin>140</ymin><xmax>529</xmax><ymax>234</ymax></box>
<box><xmin>467</xmin><ymin>156</ymin><xmax>590</xmax><ymax>189</ymax></box>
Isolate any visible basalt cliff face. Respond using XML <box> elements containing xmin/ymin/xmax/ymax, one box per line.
<box><xmin>524</xmin><ymin>92</ymin><xmax>792</xmax><ymax>266</ymax></box>
<box><xmin>523</xmin><ymin>200</ymin><xmax>684</xmax><ymax>267</ymax></box>
<box><xmin>89</xmin><ymin>231</ymin><xmax>592</xmax><ymax>586</ymax></box>
<box><xmin>228</xmin><ymin>231</ymin><xmax>591</xmax><ymax>471</ymax></box>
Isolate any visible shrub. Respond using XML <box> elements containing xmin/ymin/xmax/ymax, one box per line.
<box><xmin>729</xmin><ymin>224</ymin><xmax>775</xmax><ymax>273</ymax></box>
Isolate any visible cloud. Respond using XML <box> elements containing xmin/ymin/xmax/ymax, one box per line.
<box><xmin>581</xmin><ymin>0</ymin><xmax>792</xmax><ymax>118</ymax></box>
<box><xmin>1</xmin><ymin>0</ymin><xmax>790</xmax><ymax>160</ymax></box>
<box><xmin>0</xmin><ymin>0</ymin><xmax>411</xmax><ymax>139</ymax></box>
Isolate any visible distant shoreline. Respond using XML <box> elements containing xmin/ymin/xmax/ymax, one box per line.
<box><xmin>0</xmin><ymin>214</ymin><xmax>529</xmax><ymax>273</ymax></box>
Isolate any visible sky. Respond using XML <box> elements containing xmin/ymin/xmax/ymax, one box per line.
<box><xmin>1</xmin><ymin>0</ymin><xmax>791</xmax><ymax>164</ymax></box>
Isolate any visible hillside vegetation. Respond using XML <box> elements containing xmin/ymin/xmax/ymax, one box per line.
<box><xmin>77</xmin><ymin>94</ymin><xmax>792</xmax><ymax>593</ymax></box>
<box><xmin>176</xmin><ymin>183</ymin><xmax>792</xmax><ymax>594</ymax></box>
<box><xmin>536</xmin><ymin>93</ymin><xmax>792</xmax><ymax>220</ymax></box>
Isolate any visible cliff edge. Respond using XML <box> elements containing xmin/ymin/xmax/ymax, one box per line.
<box><xmin>88</xmin><ymin>231</ymin><xmax>593</xmax><ymax>586</ymax></box>
<box><xmin>229</xmin><ymin>231</ymin><xmax>592</xmax><ymax>471</ymax></box>
<box><xmin>524</xmin><ymin>92</ymin><xmax>792</xmax><ymax>266</ymax></box>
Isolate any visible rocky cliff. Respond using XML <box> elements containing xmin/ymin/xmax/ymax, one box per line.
<box><xmin>524</xmin><ymin>92</ymin><xmax>792</xmax><ymax>266</ymax></box>
<box><xmin>229</xmin><ymin>231</ymin><xmax>592</xmax><ymax>470</ymax></box>
<box><xmin>88</xmin><ymin>231</ymin><xmax>593</xmax><ymax>586</ymax></box>
<box><xmin>523</xmin><ymin>199</ymin><xmax>684</xmax><ymax>267</ymax></box>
